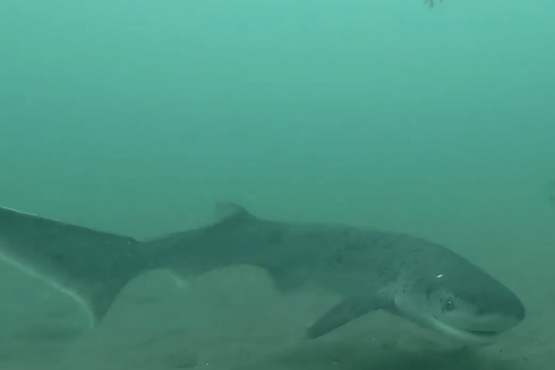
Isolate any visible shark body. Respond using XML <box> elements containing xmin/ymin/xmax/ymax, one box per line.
<box><xmin>0</xmin><ymin>203</ymin><xmax>525</xmax><ymax>346</ymax></box>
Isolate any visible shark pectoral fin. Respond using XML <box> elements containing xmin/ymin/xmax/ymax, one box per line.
<box><xmin>306</xmin><ymin>296</ymin><xmax>382</xmax><ymax>339</ymax></box>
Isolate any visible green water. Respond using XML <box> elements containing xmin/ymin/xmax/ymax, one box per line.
<box><xmin>0</xmin><ymin>0</ymin><xmax>554</xmax><ymax>369</ymax></box>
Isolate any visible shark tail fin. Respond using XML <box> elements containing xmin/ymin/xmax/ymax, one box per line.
<box><xmin>0</xmin><ymin>206</ymin><xmax>147</xmax><ymax>327</ymax></box>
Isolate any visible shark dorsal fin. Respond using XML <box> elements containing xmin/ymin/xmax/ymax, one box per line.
<box><xmin>213</xmin><ymin>202</ymin><xmax>253</xmax><ymax>224</ymax></box>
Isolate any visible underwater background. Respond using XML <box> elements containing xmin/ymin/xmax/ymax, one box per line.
<box><xmin>0</xmin><ymin>0</ymin><xmax>554</xmax><ymax>369</ymax></box>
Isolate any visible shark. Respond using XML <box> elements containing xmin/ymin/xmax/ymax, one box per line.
<box><xmin>0</xmin><ymin>202</ymin><xmax>525</xmax><ymax>346</ymax></box>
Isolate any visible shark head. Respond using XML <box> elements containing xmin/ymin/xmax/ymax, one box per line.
<box><xmin>391</xmin><ymin>257</ymin><xmax>526</xmax><ymax>346</ymax></box>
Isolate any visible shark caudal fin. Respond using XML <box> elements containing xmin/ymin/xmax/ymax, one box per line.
<box><xmin>0</xmin><ymin>206</ymin><xmax>145</xmax><ymax>327</ymax></box>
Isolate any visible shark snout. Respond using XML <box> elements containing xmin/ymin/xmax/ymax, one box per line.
<box><xmin>477</xmin><ymin>290</ymin><xmax>526</xmax><ymax>334</ymax></box>
<box><xmin>508</xmin><ymin>295</ymin><xmax>526</xmax><ymax>324</ymax></box>
<box><xmin>514</xmin><ymin>300</ymin><xmax>526</xmax><ymax>321</ymax></box>
<box><xmin>495</xmin><ymin>287</ymin><xmax>526</xmax><ymax>324</ymax></box>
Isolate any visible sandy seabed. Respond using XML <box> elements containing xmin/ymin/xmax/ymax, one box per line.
<box><xmin>0</xmin><ymin>262</ymin><xmax>552</xmax><ymax>370</ymax></box>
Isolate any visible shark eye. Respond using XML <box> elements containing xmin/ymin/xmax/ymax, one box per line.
<box><xmin>444</xmin><ymin>299</ymin><xmax>455</xmax><ymax>311</ymax></box>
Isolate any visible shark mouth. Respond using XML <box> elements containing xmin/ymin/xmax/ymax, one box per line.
<box><xmin>427</xmin><ymin>318</ymin><xmax>502</xmax><ymax>346</ymax></box>
<box><xmin>467</xmin><ymin>330</ymin><xmax>498</xmax><ymax>337</ymax></box>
